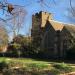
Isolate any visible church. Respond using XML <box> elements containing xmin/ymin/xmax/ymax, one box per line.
<box><xmin>31</xmin><ymin>11</ymin><xmax>75</xmax><ymax>58</ymax></box>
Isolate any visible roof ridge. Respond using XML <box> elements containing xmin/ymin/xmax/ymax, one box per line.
<box><xmin>49</xmin><ymin>19</ymin><xmax>75</xmax><ymax>26</ymax></box>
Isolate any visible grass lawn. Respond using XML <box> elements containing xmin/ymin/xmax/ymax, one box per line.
<box><xmin>0</xmin><ymin>57</ymin><xmax>75</xmax><ymax>75</ymax></box>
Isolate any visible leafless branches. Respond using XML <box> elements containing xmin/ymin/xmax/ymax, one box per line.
<box><xmin>69</xmin><ymin>0</ymin><xmax>75</xmax><ymax>16</ymax></box>
<box><xmin>6</xmin><ymin>6</ymin><xmax>27</xmax><ymax>37</ymax></box>
<box><xmin>0</xmin><ymin>25</ymin><xmax>8</xmax><ymax>46</ymax></box>
<box><xmin>0</xmin><ymin>0</ymin><xmax>27</xmax><ymax>38</ymax></box>
<box><xmin>37</xmin><ymin>0</ymin><xmax>56</xmax><ymax>8</ymax></box>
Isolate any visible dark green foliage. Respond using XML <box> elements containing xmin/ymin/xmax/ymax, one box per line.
<box><xmin>7</xmin><ymin>34</ymin><xmax>37</xmax><ymax>57</ymax></box>
<box><xmin>66</xmin><ymin>43</ymin><xmax>75</xmax><ymax>59</ymax></box>
<box><xmin>0</xmin><ymin>61</ymin><xmax>8</xmax><ymax>72</ymax></box>
<box><xmin>7</xmin><ymin>43</ymin><xmax>21</xmax><ymax>57</ymax></box>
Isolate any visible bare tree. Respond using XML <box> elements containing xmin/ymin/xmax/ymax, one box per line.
<box><xmin>6</xmin><ymin>6</ymin><xmax>27</xmax><ymax>37</ymax></box>
<box><xmin>0</xmin><ymin>25</ymin><xmax>8</xmax><ymax>46</ymax></box>
<box><xmin>0</xmin><ymin>0</ymin><xmax>27</xmax><ymax>38</ymax></box>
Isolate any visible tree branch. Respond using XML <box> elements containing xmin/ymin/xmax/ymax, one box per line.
<box><xmin>69</xmin><ymin>0</ymin><xmax>75</xmax><ymax>16</ymax></box>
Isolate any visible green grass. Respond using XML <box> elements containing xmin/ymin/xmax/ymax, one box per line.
<box><xmin>0</xmin><ymin>57</ymin><xmax>75</xmax><ymax>75</ymax></box>
<box><xmin>0</xmin><ymin>57</ymin><xmax>49</xmax><ymax>63</ymax></box>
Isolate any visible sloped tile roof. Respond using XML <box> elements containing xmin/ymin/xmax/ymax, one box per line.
<box><xmin>49</xmin><ymin>20</ymin><xmax>64</xmax><ymax>31</ymax></box>
<box><xmin>48</xmin><ymin>19</ymin><xmax>75</xmax><ymax>38</ymax></box>
<box><xmin>64</xmin><ymin>24</ymin><xmax>75</xmax><ymax>38</ymax></box>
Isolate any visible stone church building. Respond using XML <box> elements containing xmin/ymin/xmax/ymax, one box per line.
<box><xmin>31</xmin><ymin>11</ymin><xmax>75</xmax><ymax>58</ymax></box>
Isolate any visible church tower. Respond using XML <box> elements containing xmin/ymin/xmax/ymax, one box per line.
<box><xmin>32</xmin><ymin>11</ymin><xmax>53</xmax><ymax>30</ymax></box>
<box><xmin>31</xmin><ymin>11</ymin><xmax>53</xmax><ymax>47</ymax></box>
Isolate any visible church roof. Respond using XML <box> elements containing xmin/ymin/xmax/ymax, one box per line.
<box><xmin>49</xmin><ymin>20</ymin><xmax>64</xmax><ymax>31</ymax></box>
<box><xmin>48</xmin><ymin>20</ymin><xmax>75</xmax><ymax>38</ymax></box>
<box><xmin>64</xmin><ymin>25</ymin><xmax>75</xmax><ymax>38</ymax></box>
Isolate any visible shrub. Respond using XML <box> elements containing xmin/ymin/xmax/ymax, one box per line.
<box><xmin>7</xmin><ymin>43</ymin><xmax>22</xmax><ymax>57</ymax></box>
<box><xmin>0</xmin><ymin>61</ymin><xmax>8</xmax><ymax>72</ymax></box>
